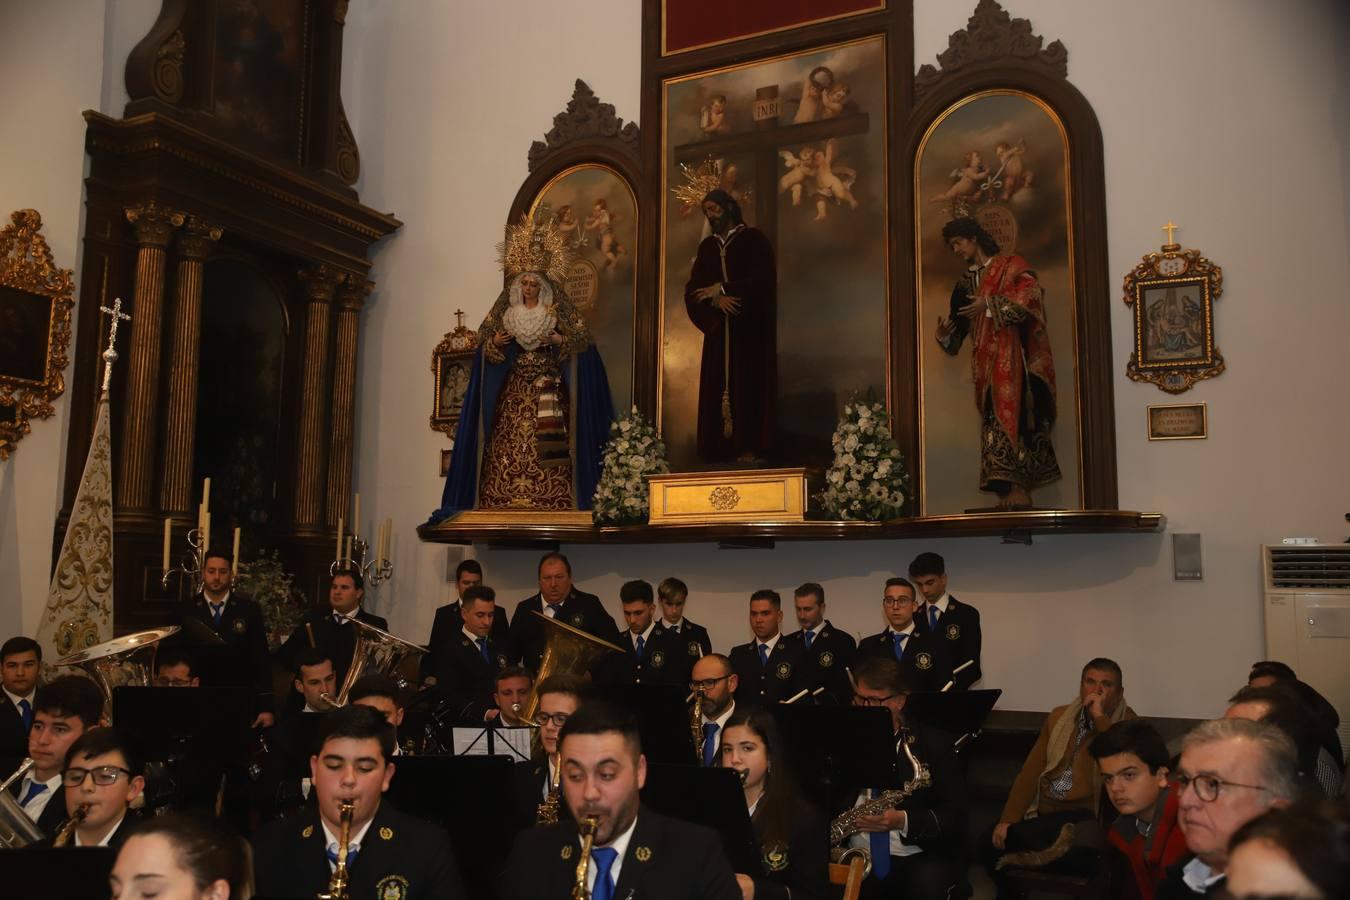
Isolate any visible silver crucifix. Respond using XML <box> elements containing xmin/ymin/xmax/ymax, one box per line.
<box><xmin>99</xmin><ymin>297</ymin><xmax>131</xmax><ymax>392</ymax></box>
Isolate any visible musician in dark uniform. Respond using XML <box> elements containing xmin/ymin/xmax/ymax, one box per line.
<box><xmin>501</xmin><ymin>701</ymin><xmax>740</xmax><ymax>900</ymax></box>
<box><xmin>514</xmin><ymin>673</ymin><xmax>587</xmax><ymax>827</ymax></box>
<box><xmin>36</xmin><ymin>727</ymin><xmax>144</xmax><ymax>850</ymax></box>
<box><xmin>258</xmin><ymin>648</ymin><xmax>335</xmax><ymax>818</ymax></box>
<box><xmin>600</xmin><ymin>580</ymin><xmax>683</xmax><ymax>687</ymax></box>
<box><xmin>253</xmin><ymin>704</ymin><xmax>466</xmax><ymax>899</ymax></box>
<box><xmin>422</xmin><ymin>559</ymin><xmax>509</xmax><ymax>685</ymax></box>
<box><xmin>509</xmin><ymin>552</ymin><xmax>622</xmax><ymax>674</ymax></box>
<box><xmin>909</xmin><ymin>552</ymin><xmax>982</xmax><ymax>689</ymax></box>
<box><xmin>844</xmin><ymin>657</ymin><xmax>967</xmax><ymax>900</ymax></box>
<box><xmin>856</xmin><ymin>578</ymin><xmax>951</xmax><ymax>693</ymax></box>
<box><xmin>277</xmin><ymin>569</ymin><xmax>389</xmax><ymax>693</ymax></box>
<box><xmin>11</xmin><ymin>676</ymin><xmax>103</xmax><ymax>837</ymax></box>
<box><xmin>1</xmin><ymin>635</ymin><xmax>41</xmax><ymax>773</ymax></box>
<box><xmin>729</xmin><ymin>590</ymin><xmax>809</xmax><ymax>707</ymax></box>
<box><xmin>784</xmin><ymin>582</ymin><xmax>857</xmax><ymax>705</ymax></box>
<box><xmin>656</xmin><ymin>577</ymin><xmax>713</xmax><ymax>686</ymax></box>
<box><xmin>435</xmin><ymin>585</ymin><xmax>517</xmax><ymax>724</ymax></box>
<box><xmin>178</xmin><ymin>549</ymin><xmax>275</xmax><ymax>727</ymax></box>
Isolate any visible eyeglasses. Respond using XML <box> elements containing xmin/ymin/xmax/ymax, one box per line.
<box><xmin>689</xmin><ymin>676</ymin><xmax>730</xmax><ymax>692</ymax></box>
<box><xmin>534</xmin><ymin>712</ymin><xmax>571</xmax><ymax>728</ymax></box>
<box><xmin>853</xmin><ymin>693</ymin><xmax>897</xmax><ymax>707</ymax></box>
<box><xmin>154</xmin><ymin>676</ymin><xmax>194</xmax><ymax>687</ymax></box>
<box><xmin>1173</xmin><ymin>773</ymin><xmax>1272</xmax><ymax>803</ymax></box>
<box><xmin>63</xmin><ymin>766</ymin><xmax>133</xmax><ymax>788</ymax></box>
<box><xmin>881</xmin><ymin>597</ymin><xmax>914</xmax><ymax>607</ymax></box>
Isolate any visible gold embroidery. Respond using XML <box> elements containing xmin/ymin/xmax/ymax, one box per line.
<box><xmin>478</xmin><ymin>350</ymin><xmax>574</xmax><ymax>510</ymax></box>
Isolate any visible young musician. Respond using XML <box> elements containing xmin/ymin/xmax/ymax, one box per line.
<box><xmin>856</xmin><ymin>577</ymin><xmax>950</xmax><ymax>692</ymax></box>
<box><xmin>259</xmin><ymin>649</ymin><xmax>336</xmax><ymax>817</ymax></box>
<box><xmin>349</xmin><ymin>674</ymin><xmax>407</xmax><ymax>755</ymax></box>
<box><xmin>11</xmin><ymin>675</ymin><xmax>104</xmax><ymax>836</ymax></box>
<box><xmin>656</xmin><ymin>577</ymin><xmax>712</xmax><ymax>686</ymax></box>
<box><xmin>784</xmin><ymin>582</ymin><xmax>856</xmax><ymax>705</ymax></box>
<box><xmin>423</xmin><ymin>560</ymin><xmax>509</xmax><ymax>685</ymax></box>
<box><xmin>436</xmin><ymin>585</ymin><xmax>517</xmax><ymax>724</ymax></box>
<box><xmin>46</xmin><ymin>726</ymin><xmax>144</xmax><ymax>849</ymax></box>
<box><xmin>277</xmin><ymin>570</ymin><xmax>389</xmax><ymax>691</ymax></box>
<box><xmin>179</xmin><ymin>550</ymin><xmax>274</xmax><ymax>726</ymax></box>
<box><xmin>515</xmin><ymin>673</ymin><xmax>586</xmax><ymax>827</ymax></box>
<box><xmin>252</xmin><ymin>704</ymin><xmax>466</xmax><ymax>898</ymax></box>
<box><xmin>729</xmin><ymin>590</ymin><xmax>809</xmax><ymax>707</ymax></box>
<box><xmin>605</xmin><ymin>580</ymin><xmax>681</xmax><ymax>687</ymax></box>
<box><xmin>908</xmin><ymin>553</ymin><xmax>982</xmax><ymax>689</ymax></box>
<box><xmin>501</xmin><ymin>701</ymin><xmax>740</xmax><ymax>899</ymax></box>
<box><xmin>111</xmin><ymin>812</ymin><xmax>253</xmax><ymax>900</ymax></box>
<box><xmin>152</xmin><ymin>642</ymin><xmax>201</xmax><ymax>688</ymax></box>
<box><xmin>1</xmin><ymin>635</ymin><xmax>41</xmax><ymax>772</ymax></box>
<box><xmin>489</xmin><ymin>667</ymin><xmax>533</xmax><ymax>727</ymax></box>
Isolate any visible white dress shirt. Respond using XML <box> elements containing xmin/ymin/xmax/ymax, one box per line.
<box><xmin>661</xmin><ymin>617</ymin><xmax>683</xmax><ymax>632</ymax></box>
<box><xmin>585</xmin><ymin>813</ymin><xmax>638</xmax><ymax>894</ymax></box>
<box><xmin>755</xmin><ymin>633</ymin><xmax>781</xmax><ymax>656</ymax></box>
<box><xmin>1181</xmin><ymin>858</ymin><xmax>1225</xmax><ymax>894</ymax></box>
<box><xmin>17</xmin><ymin>771</ymin><xmax>62</xmax><ymax>821</ymax></box>
<box><xmin>630</xmin><ymin>621</ymin><xmax>656</xmax><ymax>653</ymax></box>
<box><xmin>4</xmin><ymin>686</ymin><xmax>36</xmax><ymax>712</ymax></box>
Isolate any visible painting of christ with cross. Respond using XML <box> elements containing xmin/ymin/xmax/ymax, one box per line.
<box><xmin>660</xmin><ymin>36</ymin><xmax>890</xmax><ymax>470</ymax></box>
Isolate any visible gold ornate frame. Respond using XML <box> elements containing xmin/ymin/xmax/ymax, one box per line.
<box><xmin>429</xmin><ymin>312</ymin><xmax>479</xmax><ymax>437</ymax></box>
<box><xmin>0</xmin><ymin>209</ymin><xmax>75</xmax><ymax>459</ymax></box>
<box><xmin>1123</xmin><ymin>240</ymin><xmax>1224</xmax><ymax>393</ymax></box>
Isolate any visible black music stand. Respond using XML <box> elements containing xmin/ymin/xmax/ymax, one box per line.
<box><xmin>901</xmin><ymin>688</ymin><xmax>1002</xmax><ymax>751</ymax></box>
<box><xmin>600</xmin><ymin>684</ymin><xmax>696</xmax><ymax>765</ymax></box>
<box><xmin>770</xmin><ymin>705</ymin><xmax>898</xmax><ymax>815</ymax></box>
<box><xmin>386</xmin><ymin>755</ymin><xmax>520</xmax><ymax>900</ymax></box>
<box><xmin>0</xmin><ymin>847</ymin><xmax>116</xmax><ymax>894</ymax></box>
<box><xmin>641</xmin><ymin>763</ymin><xmax>759</xmax><ymax>873</ymax></box>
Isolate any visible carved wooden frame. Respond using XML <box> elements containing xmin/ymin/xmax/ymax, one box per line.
<box><xmin>1123</xmin><ymin>243</ymin><xmax>1224</xmax><ymax>394</ymax></box>
<box><xmin>0</xmin><ymin>210</ymin><xmax>75</xmax><ymax>460</ymax></box>
<box><xmin>429</xmin><ymin>322</ymin><xmax>479</xmax><ymax>437</ymax></box>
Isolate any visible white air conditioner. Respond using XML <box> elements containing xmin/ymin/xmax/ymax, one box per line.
<box><xmin>1262</xmin><ymin>544</ymin><xmax>1350</xmax><ymax>754</ymax></box>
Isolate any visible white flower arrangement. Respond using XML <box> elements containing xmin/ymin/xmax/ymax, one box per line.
<box><xmin>591</xmin><ymin>407</ymin><xmax>670</xmax><ymax>525</ymax></box>
<box><xmin>817</xmin><ymin>398</ymin><xmax>909</xmax><ymax>521</ymax></box>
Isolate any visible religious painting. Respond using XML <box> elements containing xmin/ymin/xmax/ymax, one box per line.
<box><xmin>915</xmin><ymin>90</ymin><xmax>1083</xmax><ymax>515</ymax></box>
<box><xmin>212</xmin><ymin>0</ymin><xmax>306</xmax><ymax>161</ymax></box>
<box><xmin>659</xmin><ymin>34</ymin><xmax>891</xmax><ymax>470</ymax></box>
<box><xmin>661</xmin><ymin>0</ymin><xmax>885</xmax><ymax>56</ymax></box>
<box><xmin>434</xmin><ymin>354</ymin><xmax>472</xmax><ymax>421</ymax></box>
<box><xmin>1123</xmin><ymin>243</ymin><xmax>1224</xmax><ymax>394</ymax></box>
<box><xmin>529</xmin><ymin>164</ymin><xmax>638</xmax><ymax>413</ymax></box>
<box><xmin>1138</xmin><ymin>280</ymin><xmax>1212</xmax><ymax>364</ymax></box>
<box><xmin>0</xmin><ymin>284</ymin><xmax>53</xmax><ymax>384</ymax></box>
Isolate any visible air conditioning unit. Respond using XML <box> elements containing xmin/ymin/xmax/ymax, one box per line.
<box><xmin>1262</xmin><ymin>544</ymin><xmax>1350</xmax><ymax>754</ymax></box>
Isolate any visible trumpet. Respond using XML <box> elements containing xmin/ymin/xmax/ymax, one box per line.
<box><xmin>535</xmin><ymin>755</ymin><xmax>563</xmax><ymax>825</ymax></box>
<box><xmin>52</xmin><ymin>802</ymin><xmax>91</xmax><ymax>847</ymax></box>
<box><xmin>318</xmin><ymin>800</ymin><xmax>355</xmax><ymax>900</ymax></box>
<box><xmin>572</xmin><ymin>816</ymin><xmax>599</xmax><ymax>899</ymax></box>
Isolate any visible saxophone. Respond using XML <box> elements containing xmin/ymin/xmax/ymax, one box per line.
<box><xmin>52</xmin><ymin>802</ymin><xmax>91</xmax><ymax>847</ymax></box>
<box><xmin>690</xmin><ymin>687</ymin><xmax>706</xmax><ymax>764</ymax></box>
<box><xmin>571</xmin><ymin>816</ymin><xmax>599</xmax><ymax>899</ymax></box>
<box><xmin>828</xmin><ymin>733</ymin><xmax>931</xmax><ymax>874</ymax></box>
<box><xmin>318</xmin><ymin>800</ymin><xmax>355</xmax><ymax>900</ymax></box>
<box><xmin>535</xmin><ymin>755</ymin><xmax>562</xmax><ymax>825</ymax></box>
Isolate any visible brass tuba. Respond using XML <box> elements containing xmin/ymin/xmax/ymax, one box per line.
<box><xmin>330</xmin><ymin>619</ymin><xmax>428</xmax><ymax>707</ymax></box>
<box><xmin>56</xmin><ymin>626</ymin><xmax>180</xmax><ymax>721</ymax></box>
<box><xmin>0</xmin><ymin>759</ymin><xmax>45</xmax><ymax>848</ymax></box>
<box><xmin>519</xmin><ymin>612</ymin><xmax>623</xmax><ymax>723</ymax></box>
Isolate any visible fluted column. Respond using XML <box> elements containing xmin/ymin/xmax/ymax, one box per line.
<box><xmin>325</xmin><ymin>276</ymin><xmax>371</xmax><ymax>526</ymax></box>
<box><xmin>158</xmin><ymin>217</ymin><xmax>222</xmax><ymax>514</ymax></box>
<box><xmin>117</xmin><ymin>202</ymin><xmax>184</xmax><ymax>512</ymax></box>
<box><xmin>293</xmin><ymin>265</ymin><xmax>343</xmax><ymax>528</ymax></box>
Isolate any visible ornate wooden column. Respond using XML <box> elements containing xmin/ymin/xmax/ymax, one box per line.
<box><xmin>325</xmin><ymin>276</ymin><xmax>371</xmax><ymax>526</ymax></box>
<box><xmin>117</xmin><ymin>201</ymin><xmax>184</xmax><ymax>513</ymax></box>
<box><xmin>158</xmin><ymin>217</ymin><xmax>222</xmax><ymax>515</ymax></box>
<box><xmin>293</xmin><ymin>265</ymin><xmax>343</xmax><ymax>530</ymax></box>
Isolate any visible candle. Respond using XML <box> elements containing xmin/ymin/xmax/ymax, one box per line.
<box><xmin>335</xmin><ymin>517</ymin><xmax>344</xmax><ymax>564</ymax></box>
<box><xmin>353</xmin><ymin>493</ymin><xmax>361</xmax><ymax>539</ymax></box>
<box><xmin>162</xmin><ymin>518</ymin><xmax>171</xmax><ymax>571</ymax></box>
<box><xmin>385</xmin><ymin>518</ymin><xmax>393</xmax><ymax>559</ymax></box>
<box><xmin>231</xmin><ymin>528</ymin><xmax>241</xmax><ymax>576</ymax></box>
<box><xmin>344</xmin><ymin>535</ymin><xmax>353</xmax><ymax>563</ymax></box>
<box><xmin>201</xmin><ymin>514</ymin><xmax>210</xmax><ymax>556</ymax></box>
<box><xmin>202</xmin><ymin>477</ymin><xmax>211</xmax><ymax>513</ymax></box>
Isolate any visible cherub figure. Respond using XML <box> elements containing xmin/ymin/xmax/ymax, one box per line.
<box><xmin>700</xmin><ymin>94</ymin><xmax>731</xmax><ymax>136</ymax></box>
<box><xmin>931</xmin><ymin>150</ymin><xmax>989</xmax><ymax>204</ymax></box>
<box><xmin>778</xmin><ymin>146</ymin><xmax>820</xmax><ymax>206</ymax></box>
<box><xmin>821</xmin><ymin>81</ymin><xmax>853</xmax><ymax>119</ymax></box>
<box><xmin>994</xmin><ymin>140</ymin><xmax>1030</xmax><ymax>200</ymax></box>
<box><xmin>584</xmin><ymin>198</ymin><xmax>626</xmax><ymax>271</ymax></box>
<box><xmin>813</xmin><ymin>139</ymin><xmax>859</xmax><ymax>221</ymax></box>
<box><xmin>792</xmin><ymin>66</ymin><xmax>833</xmax><ymax>123</ymax></box>
<box><xmin>555</xmin><ymin>205</ymin><xmax>585</xmax><ymax>250</ymax></box>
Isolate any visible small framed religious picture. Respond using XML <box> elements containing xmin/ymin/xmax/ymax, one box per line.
<box><xmin>1147</xmin><ymin>402</ymin><xmax>1207</xmax><ymax>441</ymax></box>
<box><xmin>1123</xmin><ymin>223</ymin><xmax>1224</xmax><ymax>394</ymax></box>
<box><xmin>429</xmin><ymin>311</ymin><xmax>478</xmax><ymax>437</ymax></box>
<box><xmin>439</xmin><ymin>447</ymin><xmax>453</xmax><ymax>477</ymax></box>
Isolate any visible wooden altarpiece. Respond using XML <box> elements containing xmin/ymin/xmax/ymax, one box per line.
<box><xmin>60</xmin><ymin>0</ymin><xmax>400</xmax><ymax>631</ymax></box>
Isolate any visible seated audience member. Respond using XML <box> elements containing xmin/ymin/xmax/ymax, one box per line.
<box><xmin>729</xmin><ymin>590</ymin><xmax>809</xmax><ymax>707</ymax></box>
<box><xmin>1247</xmin><ymin>660</ymin><xmax>1342</xmax><ymax>766</ymax></box>
<box><xmin>516</xmin><ymin>673</ymin><xmax>587</xmax><ymax>826</ymax></box>
<box><xmin>1088</xmin><ymin>720</ymin><xmax>1189</xmax><ymax>900</ymax></box>
<box><xmin>2</xmin><ymin>635</ymin><xmax>42</xmax><ymax>771</ymax></box>
<box><xmin>691</xmin><ymin>653</ymin><xmax>739</xmax><ymax>767</ymax></box>
<box><xmin>45</xmin><ymin>726</ymin><xmax>145</xmax><ymax>849</ymax></box>
<box><xmin>438</xmin><ymin>584</ymin><xmax>517</xmax><ymax>724</ymax></box>
<box><xmin>1227</xmin><ymin>684</ymin><xmax>1343</xmax><ymax>797</ymax></box>
<box><xmin>252</xmin><ymin>705</ymin><xmax>466</xmax><ymax>898</ymax></box>
<box><xmin>153</xmin><ymin>642</ymin><xmax>201</xmax><ymax>687</ymax></box>
<box><xmin>720</xmin><ymin>706</ymin><xmax>828</xmax><ymax>900</ymax></box>
<box><xmin>1224</xmin><ymin>795</ymin><xmax>1350</xmax><ymax>900</ymax></box>
<box><xmin>489</xmin><ymin>666</ymin><xmax>534</xmax><ymax>727</ymax></box>
<box><xmin>12</xmin><ymin>675</ymin><xmax>104</xmax><ymax>836</ymax></box>
<box><xmin>349</xmin><ymin>674</ymin><xmax>406</xmax><ymax>755</ymax></box>
<box><xmin>985</xmin><ymin>658</ymin><xmax>1136</xmax><ymax>883</ymax></box>
<box><xmin>112</xmin><ymin>811</ymin><xmax>255</xmax><ymax>900</ymax></box>
<box><xmin>1157</xmin><ymin>717</ymin><xmax>1301</xmax><ymax>898</ymax></box>
<box><xmin>856</xmin><ymin>577</ymin><xmax>950</xmax><ymax>692</ymax></box>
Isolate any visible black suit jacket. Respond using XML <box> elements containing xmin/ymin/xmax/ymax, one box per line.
<box><xmin>512</xmin><ymin>757</ymin><xmax>572</xmax><ymax>829</ymax></box>
<box><xmin>252</xmin><ymin>802</ymin><xmax>466</xmax><ymax>900</ymax></box>
<box><xmin>914</xmin><ymin>595</ymin><xmax>982</xmax><ymax>689</ymax></box>
<box><xmin>422</xmin><ymin>600</ymin><xmax>510</xmax><ymax>682</ymax></box>
<box><xmin>856</xmin><ymin>628</ymin><xmax>951</xmax><ymax>693</ymax></box>
<box><xmin>436</xmin><ymin>630</ymin><xmax>517</xmax><ymax>724</ymax></box>
<box><xmin>650</xmin><ymin>619</ymin><xmax>711</xmax><ymax>686</ymax></box>
<box><xmin>0</xmin><ymin>693</ymin><xmax>30</xmax><ymax>774</ymax></box>
<box><xmin>784</xmin><ymin>620</ymin><xmax>857</xmax><ymax>705</ymax></box>
<box><xmin>276</xmin><ymin>607</ymin><xmax>390</xmax><ymax>689</ymax></box>
<box><xmin>509</xmin><ymin>589</ymin><xmax>621</xmax><ymax>674</ymax></box>
<box><xmin>600</xmin><ymin>625</ymin><xmax>686</xmax><ymax>688</ymax></box>
<box><xmin>181</xmin><ymin>592</ymin><xmax>276</xmax><ymax>714</ymax></box>
<box><xmin>729</xmin><ymin>637</ymin><xmax>810</xmax><ymax>707</ymax></box>
<box><xmin>747</xmin><ymin>800</ymin><xmax>829</xmax><ymax>900</ymax></box>
<box><xmin>501</xmin><ymin>807</ymin><xmax>740</xmax><ymax>900</ymax></box>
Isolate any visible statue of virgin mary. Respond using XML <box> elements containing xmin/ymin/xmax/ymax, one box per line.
<box><xmin>431</xmin><ymin>210</ymin><xmax>613</xmax><ymax>517</ymax></box>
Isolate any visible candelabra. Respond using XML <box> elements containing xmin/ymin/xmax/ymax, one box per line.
<box><xmin>330</xmin><ymin>534</ymin><xmax>394</xmax><ymax>588</ymax></box>
<box><xmin>161</xmin><ymin>528</ymin><xmax>205</xmax><ymax>595</ymax></box>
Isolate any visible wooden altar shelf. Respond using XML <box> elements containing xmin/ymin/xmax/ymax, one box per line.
<box><xmin>417</xmin><ymin>509</ymin><xmax>1165</xmax><ymax>547</ymax></box>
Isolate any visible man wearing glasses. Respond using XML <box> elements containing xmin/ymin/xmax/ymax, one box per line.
<box><xmin>856</xmin><ymin>577</ymin><xmax>949</xmax><ymax>693</ymax></box>
<box><xmin>690</xmin><ymin>654</ymin><xmax>738</xmax><ymax>766</ymax></box>
<box><xmin>46</xmin><ymin>727</ymin><xmax>144</xmax><ymax>849</ymax></box>
<box><xmin>152</xmin><ymin>643</ymin><xmax>200</xmax><ymax>687</ymax></box>
<box><xmin>516</xmin><ymin>673</ymin><xmax>587</xmax><ymax>826</ymax></box>
<box><xmin>1156</xmin><ymin>718</ymin><xmax>1301</xmax><ymax>898</ymax></box>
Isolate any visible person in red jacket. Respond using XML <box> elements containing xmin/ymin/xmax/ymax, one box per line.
<box><xmin>1089</xmin><ymin>721</ymin><xmax>1189</xmax><ymax>900</ymax></box>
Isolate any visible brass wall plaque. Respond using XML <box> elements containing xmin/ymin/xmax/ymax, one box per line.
<box><xmin>1147</xmin><ymin>403</ymin><xmax>1207</xmax><ymax>441</ymax></box>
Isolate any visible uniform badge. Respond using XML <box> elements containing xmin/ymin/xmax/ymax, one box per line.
<box><xmin>561</xmin><ymin>845</ymin><xmax>573</xmax><ymax>860</ymax></box>
<box><xmin>688</xmin><ymin>641</ymin><xmax>701</xmax><ymax>657</ymax></box>
<box><xmin>775</xmin><ymin>662</ymin><xmax>792</xmax><ymax>680</ymax></box>
<box><xmin>376</xmin><ymin>875</ymin><xmax>409</xmax><ymax>900</ymax></box>
<box><xmin>946</xmin><ymin>624</ymin><xmax>960</xmax><ymax>641</ymax></box>
<box><xmin>650</xmin><ymin>650</ymin><xmax>665</xmax><ymax>668</ymax></box>
<box><xmin>461</xmin><ymin>638</ymin><xmax>471</xmax><ymax>648</ymax></box>
<box><xmin>915</xmin><ymin>652</ymin><xmax>934</xmax><ymax>671</ymax></box>
<box><xmin>231</xmin><ymin>618</ymin><xmax>246</xmax><ymax>635</ymax></box>
<box><xmin>635</xmin><ymin>846</ymin><xmax>652</xmax><ymax>862</ymax></box>
<box><xmin>496</xmin><ymin>654</ymin><xmax>508</xmax><ymax>668</ymax></box>
<box><xmin>380</xmin><ymin>826</ymin><xmax>394</xmax><ymax>840</ymax></box>
<box><xmin>763</xmin><ymin>844</ymin><xmax>789</xmax><ymax>872</ymax></box>
<box><xmin>819</xmin><ymin>651</ymin><xmax>835</xmax><ymax>668</ymax></box>
<box><xmin>301</xmin><ymin>825</ymin><xmax>314</xmax><ymax>838</ymax></box>
<box><xmin>570</xmin><ymin>614</ymin><xmax>585</xmax><ymax>627</ymax></box>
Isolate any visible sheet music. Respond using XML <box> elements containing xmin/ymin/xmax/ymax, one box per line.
<box><xmin>451</xmin><ymin>726</ymin><xmax>533</xmax><ymax>760</ymax></box>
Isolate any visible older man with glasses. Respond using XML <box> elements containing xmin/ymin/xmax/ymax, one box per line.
<box><xmin>1155</xmin><ymin>717</ymin><xmax>1303</xmax><ymax>899</ymax></box>
<box><xmin>690</xmin><ymin>654</ymin><xmax>739</xmax><ymax>767</ymax></box>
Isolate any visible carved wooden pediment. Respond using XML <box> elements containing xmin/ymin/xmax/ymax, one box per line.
<box><xmin>528</xmin><ymin>80</ymin><xmax>640</xmax><ymax>172</ymax></box>
<box><xmin>915</xmin><ymin>0</ymin><xmax>1068</xmax><ymax>98</ymax></box>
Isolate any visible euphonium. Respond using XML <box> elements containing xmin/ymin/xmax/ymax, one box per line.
<box><xmin>828</xmin><ymin>732</ymin><xmax>931</xmax><ymax>877</ymax></box>
<box><xmin>520</xmin><ymin>613</ymin><xmax>623</xmax><ymax>723</ymax></box>
<box><xmin>318</xmin><ymin>800</ymin><xmax>355</xmax><ymax>900</ymax></box>
<box><xmin>535</xmin><ymin>755</ymin><xmax>563</xmax><ymax>825</ymax></box>
<box><xmin>0</xmin><ymin>759</ymin><xmax>45</xmax><ymax>848</ymax></box>
<box><xmin>55</xmin><ymin>626</ymin><xmax>180</xmax><ymax>722</ymax></box>
<box><xmin>331</xmin><ymin>620</ymin><xmax>428</xmax><ymax>707</ymax></box>
<box><xmin>52</xmin><ymin>802</ymin><xmax>91</xmax><ymax>847</ymax></box>
<box><xmin>571</xmin><ymin>816</ymin><xmax>599</xmax><ymax>900</ymax></box>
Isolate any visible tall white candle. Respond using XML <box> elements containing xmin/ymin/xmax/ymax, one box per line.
<box><xmin>335</xmin><ymin>517</ymin><xmax>344</xmax><ymax>564</ymax></box>
<box><xmin>353</xmin><ymin>493</ymin><xmax>361</xmax><ymax>539</ymax></box>
<box><xmin>231</xmin><ymin>528</ymin><xmax>241</xmax><ymax>576</ymax></box>
<box><xmin>202</xmin><ymin>477</ymin><xmax>211</xmax><ymax>513</ymax></box>
<box><xmin>162</xmin><ymin>518</ymin><xmax>172</xmax><ymax>571</ymax></box>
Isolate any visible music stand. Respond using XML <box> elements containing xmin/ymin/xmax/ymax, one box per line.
<box><xmin>901</xmin><ymin>688</ymin><xmax>1002</xmax><ymax>750</ymax></box>
<box><xmin>600</xmin><ymin>684</ymin><xmax>696</xmax><ymax>765</ymax></box>
<box><xmin>386</xmin><ymin>755</ymin><xmax>520</xmax><ymax>900</ymax></box>
<box><xmin>0</xmin><ymin>847</ymin><xmax>116</xmax><ymax>894</ymax></box>
<box><xmin>641</xmin><ymin>763</ymin><xmax>759</xmax><ymax>873</ymax></box>
<box><xmin>770</xmin><ymin>705</ymin><xmax>898</xmax><ymax>815</ymax></box>
<box><xmin>450</xmin><ymin>725</ymin><xmax>532</xmax><ymax>760</ymax></box>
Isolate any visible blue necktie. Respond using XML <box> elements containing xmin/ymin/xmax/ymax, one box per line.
<box><xmin>929</xmin><ymin>604</ymin><xmax>939</xmax><ymax>630</ymax></box>
<box><xmin>20</xmin><ymin>780</ymin><xmax>47</xmax><ymax>807</ymax></box>
<box><xmin>591</xmin><ymin>845</ymin><xmax>619</xmax><ymax>900</ymax></box>
<box><xmin>634</xmin><ymin>635</ymin><xmax>645</xmax><ymax>659</ymax></box>
<box><xmin>702</xmin><ymin>721</ymin><xmax>719</xmax><ymax>766</ymax></box>
<box><xmin>327</xmin><ymin>843</ymin><xmax>360</xmax><ymax>867</ymax></box>
<box><xmin>804</xmin><ymin>630</ymin><xmax>815</xmax><ymax>650</ymax></box>
<box><xmin>210</xmin><ymin>602</ymin><xmax>224</xmax><ymax>627</ymax></box>
<box><xmin>869</xmin><ymin>789</ymin><xmax>892</xmax><ymax>879</ymax></box>
<box><xmin>18</xmin><ymin>698</ymin><xmax>32</xmax><ymax>730</ymax></box>
<box><xmin>892</xmin><ymin>632</ymin><xmax>908</xmax><ymax>661</ymax></box>
<box><xmin>757</xmin><ymin>643</ymin><xmax>769</xmax><ymax>667</ymax></box>
<box><xmin>547</xmin><ymin>603</ymin><xmax>563</xmax><ymax>618</ymax></box>
<box><xmin>477</xmin><ymin>637</ymin><xmax>490</xmax><ymax>663</ymax></box>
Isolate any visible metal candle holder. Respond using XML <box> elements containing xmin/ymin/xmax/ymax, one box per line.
<box><xmin>329</xmin><ymin>535</ymin><xmax>394</xmax><ymax>587</ymax></box>
<box><xmin>161</xmin><ymin>527</ymin><xmax>206</xmax><ymax>596</ymax></box>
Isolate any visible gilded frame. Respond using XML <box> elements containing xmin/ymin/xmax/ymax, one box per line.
<box><xmin>1147</xmin><ymin>402</ymin><xmax>1207</xmax><ymax>441</ymax></box>
<box><xmin>429</xmin><ymin>318</ymin><xmax>478</xmax><ymax>437</ymax></box>
<box><xmin>0</xmin><ymin>209</ymin><xmax>75</xmax><ymax>460</ymax></box>
<box><xmin>1124</xmin><ymin>244</ymin><xmax>1224</xmax><ymax>393</ymax></box>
